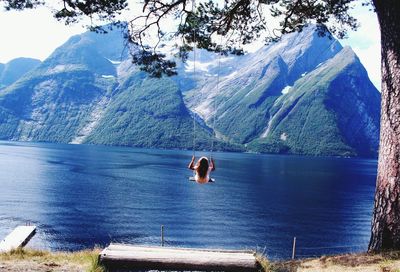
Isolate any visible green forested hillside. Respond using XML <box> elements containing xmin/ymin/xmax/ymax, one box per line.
<box><xmin>0</xmin><ymin>69</ymin><xmax>113</xmax><ymax>142</ymax></box>
<box><xmin>247</xmin><ymin>48</ymin><xmax>380</xmax><ymax>157</ymax></box>
<box><xmin>86</xmin><ymin>71</ymin><xmax>204</xmax><ymax>149</ymax></box>
<box><xmin>0</xmin><ymin>26</ymin><xmax>380</xmax><ymax>157</ymax></box>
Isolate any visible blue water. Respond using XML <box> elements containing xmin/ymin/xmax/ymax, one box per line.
<box><xmin>0</xmin><ymin>141</ymin><xmax>377</xmax><ymax>259</ymax></box>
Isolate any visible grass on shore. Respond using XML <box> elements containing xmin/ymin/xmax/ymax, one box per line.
<box><xmin>0</xmin><ymin>247</ymin><xmax>104</xmax><ymax>272</ymax></box>
<box><xmin>2</xmin><ymin>248</ymin><xmax>400</xmax><ymax>271</ymax></box>
<box><xmin>264</xmin><ymin>251</ymin><xmax>400</xmax><ymax>272</ymax></box>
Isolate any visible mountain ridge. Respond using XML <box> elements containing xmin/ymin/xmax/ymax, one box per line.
<box><xmin>0</xmin><ymin>26</ymin><xmax>380</xmax><ymax>157</ymax></box>
<box><xmin>0</xmin><ymin>57</ymin><xmax>41</xmax><ymax>89</ymax></box>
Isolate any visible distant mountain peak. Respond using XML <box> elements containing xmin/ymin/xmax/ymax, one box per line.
<box><xmin>38</xmin><ymin>27</ymin><xmax>129</xmax><ymax>77</ymax></box>
<box><xmin>0</xmin><ymin>57</ymin><xmax>41</xmax><ymax>88</ymax></box>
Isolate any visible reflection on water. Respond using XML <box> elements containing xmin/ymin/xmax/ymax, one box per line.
<box><xmin>0</xmin><ymin>141</ymin><xmax>377</xmax><ymax>259</ymax></box>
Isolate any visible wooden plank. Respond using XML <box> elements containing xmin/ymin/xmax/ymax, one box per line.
<box><xmin>0</xmin><ymin>226</ymin><xmax>36</xmax><ymax>252</ymax></box>
<box><xmin>108</xmin><ymin>243</ymin><xmax>255</xmax><ymax>254</ymax></box>
<box><xmin>189</xmin><ymin>177</ymin><xmax>216</xmax><ymax>182</ymax></box>
<box><xmin>100</xmin><ymin>243</ymin><xmax>259</xmax><ymax>271</ymax></box>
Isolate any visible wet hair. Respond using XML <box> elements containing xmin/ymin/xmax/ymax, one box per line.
<box><xmin>197</xmin><ymin>157</ymin><xmax>209</xmax><ymax>178</ymax></box>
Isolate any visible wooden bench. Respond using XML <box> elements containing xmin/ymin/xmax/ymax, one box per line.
<box><xmin>100</xmin><ymin>243</ymin><xmax>259</xmax><ymax>271</ymax></box>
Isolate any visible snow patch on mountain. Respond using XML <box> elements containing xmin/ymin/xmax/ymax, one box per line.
<box><xmin>281</xmin><ymin>86</ymin><xmax>292</xmax><ymax>94</ymax></box>
<box><xmin>102</xmin><ymin>75</ymin><xmax>115</xmax><ymax>79</ymax></box>
<box><xmin>107</xmin><ymin>59</ymin><xmax>122</xmax><ymax>65</ymax></box>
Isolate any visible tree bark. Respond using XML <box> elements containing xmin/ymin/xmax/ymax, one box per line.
<box><xmin>369</xmin><ymin>0</ymin><xmax>400</xmax><ymax>252</ymax></box>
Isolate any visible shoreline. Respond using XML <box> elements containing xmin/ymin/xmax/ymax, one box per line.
<box><xmin>0</xmin><ymin>139</ymin><xmax>378</xmax><ymax>160</ymax></box>
<box><xmin>2</xmin><ymin>248</ymin><xmax>400</xmax><ymax>272</ymax></box>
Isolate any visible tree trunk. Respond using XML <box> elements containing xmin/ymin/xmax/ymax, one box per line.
<box><xmin>369</xmin><ymin>0</ymin><xmax>400</xmax><ymax>252</ymax></box>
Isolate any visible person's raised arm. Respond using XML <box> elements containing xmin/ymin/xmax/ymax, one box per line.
<box><xmin>210</xmin><ymin>158</ymin><xmax>216</xmax><ymax>171</ymax></box>
<box><xmin>188</xmin><ymin>156</ymin><xmax>195</xmax><ymax>170</ymax></box>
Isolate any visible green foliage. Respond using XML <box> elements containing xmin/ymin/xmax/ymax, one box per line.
<box><xmin>0</xmin><ymin>26</ymin><xmax>379</xmax><ymax>158</ymax></box>
<box><xmin>0</xmin><ymin>107</ymin><xmax>20</xmax><ymax>139</ymax></box>
<box><xmin>0</xmin><ymin>69</ymin><xmax>113</xmax><ymax>143</ymax></box>
<box><xmin>129</xmin><ymin>0</ymin><xmax>360</xmax><ymax>76</ymax></box>
<box><xmin>132</xmin><ymin>51</ymin><xmax>177</xmax><ymax>77</ymax></box>
<box><xmin>205</xmin><ymin>46</ymin><xmax>379</xmax><ymax>157</ymax></box>
<box><xmin>89</xmin><ymin>255</ymin><xmax>105</xmax><ymax>272</ymax></box>
<box><xmin>2</xmin><ymin>0</ymin><xmax>363</xmax><ymax>77</ymax></box>
<box><xmin>256</xmin><ymin>254</ymin><xmax>274</xmax><ymax>272</ymax></box>
<box><xmin>85</xmin><ymin>71</ymin><xmax>239</xmax><ymax>152</ymax></box>
<box><xmin>0</xmin><ymin>248</ymin><xmax>104</xmax><ymax>271</ymax></box>
<box><xmin>2</xmin><ymin>0</ymin><xmax>43</xmax><ymax>10</ymax></box>
<box><xmin>248</xmin><ymin>139</ymin><xmax>290</xmax><ymax>154</ymax></box>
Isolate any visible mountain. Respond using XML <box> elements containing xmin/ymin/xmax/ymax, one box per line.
<box><xmin>247</xmin><ymin>47</ymin><xmax>380</xmax><ymax>156</ymax></box>
<box><xmin>184</xmin><ymin>27</ymin><xmax>380</xmax><ymax>157</ymax></box>
<box><xmin>0</xmin><ymin>29</ymin><xmax>237</xmax><ymax>152</ymax></box>
<box><xmin>0</xmin><ymin>26</ymin><xmax>380</xmax><ymax>157</ymax></box>
<box><xmin>0</xmin><ymin>58</ymin><xmax>41</xmax><ymax>89</ymax></box>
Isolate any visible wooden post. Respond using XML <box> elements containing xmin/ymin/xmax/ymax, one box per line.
<box><xmin>161</xmin><ymin>225</ymin><xmax>164</xmax><ymax>247</ymax></box>
<box><xmin>261</xmin><ymin>246</ymin><xmax>267</xmax><ymax>256</ymax></box>
<box><xmin>292</xmin><ymin>237</ymin><xmax>296</xmax><ymax>260</ymax></box>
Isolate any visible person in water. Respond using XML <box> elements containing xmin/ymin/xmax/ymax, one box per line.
<box><xmin>188</xmin><ymin>156</ymin><xmax>215</xmax><ymax>183</ymax></box>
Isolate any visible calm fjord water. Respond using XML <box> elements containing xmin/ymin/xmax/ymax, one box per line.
<box><xmin>0</xmin><ymin>141</ymin><xmax>376</xmax><ymax>259</ymax></box>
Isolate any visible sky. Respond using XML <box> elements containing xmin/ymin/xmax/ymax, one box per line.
<box><xmin>340</xmin><ymin>4</ymin><xmax>381</xmax><ymax>91</ymax></box>
<box><xmin>0</xmin><ymin>2</ymin><xmax>381</xmax><ymax>90</ymax></box>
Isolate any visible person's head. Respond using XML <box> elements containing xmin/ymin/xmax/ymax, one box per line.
<box><xmin>196</xmin><ymin>157</ymin><xmax>209</xmax><ymax>178</ymax></box>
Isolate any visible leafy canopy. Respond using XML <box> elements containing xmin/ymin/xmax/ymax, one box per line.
<box><xmin>1</xmin><ymin>0</ymin><xmax>366</xmax><ymax>76</ymax></box>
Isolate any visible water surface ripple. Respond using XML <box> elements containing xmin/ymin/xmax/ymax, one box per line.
<box><xmin>0</xmin><ymin>141</ymin><xmax>377</xmax><ymax>259</ymax></box>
